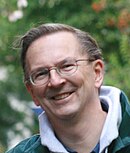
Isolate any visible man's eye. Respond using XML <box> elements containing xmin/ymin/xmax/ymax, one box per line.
<box><xmin>61</xmin><ymin>63</ymin><xmax>75</xmax><ymax>71</ymax></box>
<box><xmin>33</xmin><ymin>69</ymin><xmax>48</xmax><ymax>80</ymax></box>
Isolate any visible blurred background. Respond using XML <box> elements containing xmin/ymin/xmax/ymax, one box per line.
<box><xmin>0</xmin><ymin>0</ymin><xmax>130</xmax><ymax>152</ymax></box>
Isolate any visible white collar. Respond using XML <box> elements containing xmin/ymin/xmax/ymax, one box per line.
<box><xmin>39</xmin><ymin>112</ymin><xmax>69</xmax><ymax>153</ymax></box>
<box><xmin>99</xmin><ymin>86</ymin><xmax>122</xmax><ymax>152</ymax></box>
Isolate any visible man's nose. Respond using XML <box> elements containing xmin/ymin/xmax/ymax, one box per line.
<box><xmin>47</xmin><ymin>69</ymin><xmax>66</xmax><ymax>87</ymax></box>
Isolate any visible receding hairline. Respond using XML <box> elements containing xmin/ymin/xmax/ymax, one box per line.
<box><xmin>28</xmin><ymin>30</ymin><xmax>85</xmax><ymax>52</ymax></box>
<box><xmin>22</xmin><ymin>23</ymin><xmax>83</xmax><ymax>49</ymax></box>
<box><xmin>25</xmin><ymin>30</ymin><xmax>86</xmax><ymax>72</ymax></box>
<box><xmin>19</xmin><ymin>23</ymin><xmax>102</xmax><ymax>80</ymax></box>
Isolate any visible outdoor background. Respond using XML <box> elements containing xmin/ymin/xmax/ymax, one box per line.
<box><xmin>0</xmin><ymin>0</ymin><xmax>130</xmax><ymax>152</ymax></box>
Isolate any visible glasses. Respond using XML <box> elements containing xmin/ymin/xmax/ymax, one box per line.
<box><xmin>26</xmin><ymin>58</ymin><xmax>92</xmax><ymax>86</ymax></box>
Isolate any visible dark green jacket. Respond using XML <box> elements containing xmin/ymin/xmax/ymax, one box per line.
<box><xmin>108</xmin><ymin>92</ymin><xmax>130</xmax><ymax>153</ymax></box>
<box><xmin>6</xmin><ymin>92</ymin><xmax>130</xmax><ymax>153</ymax></box>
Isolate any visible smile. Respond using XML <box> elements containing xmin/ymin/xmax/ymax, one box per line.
<box><xmin>52</xmin><ymin>93</ymin><xmax>72</xmax><ymax>100</ymax></box>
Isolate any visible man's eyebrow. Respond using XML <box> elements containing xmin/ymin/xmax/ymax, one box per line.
<box><xmin>57</xmin><ymin>57</ymin><xmax>75</xmax><ymax>65</ymax></box>
<box><xmin>30</xmin><ymin>67</ymin><xmax>48</xmax><ymax>74</ymax></box>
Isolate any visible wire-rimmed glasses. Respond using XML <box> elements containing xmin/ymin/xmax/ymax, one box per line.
<box><xmin>26</xmin><ymin>58</ymin><xmax>92</xmax><ymax>86</ymax></box>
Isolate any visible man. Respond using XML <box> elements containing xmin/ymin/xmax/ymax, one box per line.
<box><xmin>6</xmin><ymin>23</ymin><xmax>130</xmax><ymax>153</ymax></box>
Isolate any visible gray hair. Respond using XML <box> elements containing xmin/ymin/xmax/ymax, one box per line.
<box><xmin>18</xmin><ymin>23</ymin><xmax>103</xmax><ymax>79</ymax></box>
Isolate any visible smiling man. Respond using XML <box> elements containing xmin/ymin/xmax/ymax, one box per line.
<box><xmin>6</xmin><ymin>23</ymin><xmax>130</xmax><ymax>153</ymax></box>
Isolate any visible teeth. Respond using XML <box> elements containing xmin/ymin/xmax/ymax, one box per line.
<box><xmin>53</xmin><ymin>93</ymin><xmax>70</xmax><ymax>100</ymax></box>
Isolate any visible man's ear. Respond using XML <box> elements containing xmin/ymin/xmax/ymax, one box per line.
<box><xmin>93</xmin><ymin>59</ymin><xmax>104</xmax><ymax>88</ymax></box>
<box><xmin>25</xmin><ymin>83</ymin><xmax>40</xmax><ymax>106</ymax></box>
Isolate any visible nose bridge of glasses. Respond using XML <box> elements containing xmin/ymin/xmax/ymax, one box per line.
<box><xmin>49</xmin><ymin>66</ymin><xmax>59</xmax><ymax>73</ymax></box>
<box><xmin>49</xmin><ymin>66</ymin><xmax>61</xmax><ymax>77</ymax></box>
<box><xmin>48</xmin><ymin>66</ymin><xmax>66</xmax><ymax>86</ymax></box>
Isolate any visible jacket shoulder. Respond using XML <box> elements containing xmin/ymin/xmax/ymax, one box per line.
<box><xmin>5</xmin><ymin>134</ymin><xmax>50</xmax><ymax>153</ymax></box>
<box><xmin>108</xmin><ymin>92</ymin><xmax>130</xmax><ymax>153</ymax></box>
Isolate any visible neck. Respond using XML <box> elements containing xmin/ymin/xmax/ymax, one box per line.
<box><xmin>49</xmin><ymin>102</ymin><xmax>107</xmax><ymax>153</ymax></box>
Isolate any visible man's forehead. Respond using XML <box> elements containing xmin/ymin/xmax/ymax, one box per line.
<box><xmin>34</xmin><ymin>31</ymin><xmax>77</xmax><ymax>43</ymax></box>
<box><xmin>26</xmin><ymin>31</ymin><xmax>81</xmax><ymax>57</ymax></box>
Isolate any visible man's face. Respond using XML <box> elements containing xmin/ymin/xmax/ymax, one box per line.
<box><xmin>25</xmin><ymin>31</ymin><xmax>104</xmax><ymax>120</ymax></box>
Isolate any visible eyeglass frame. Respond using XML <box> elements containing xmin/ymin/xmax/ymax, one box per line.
<box><xmin>25</xmin><ymin>58</ymin><xmax>95</xmax><ymax>86</ymax></box>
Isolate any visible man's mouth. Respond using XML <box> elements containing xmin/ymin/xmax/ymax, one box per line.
<box><xmin>52</xmin><ymin>92</ymin><xmax>72</xmax><ymax>100</ymax></box>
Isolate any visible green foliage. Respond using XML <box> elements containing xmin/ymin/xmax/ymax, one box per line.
<box><xmin>105</xmin><ymin>33</ymin><xmax>130</xmax><ymax>97</ymax></box>
<box><xmin>0</xmin><ymin>0</ymin><xmax>130</xmax><ymax>150</ymax></box>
